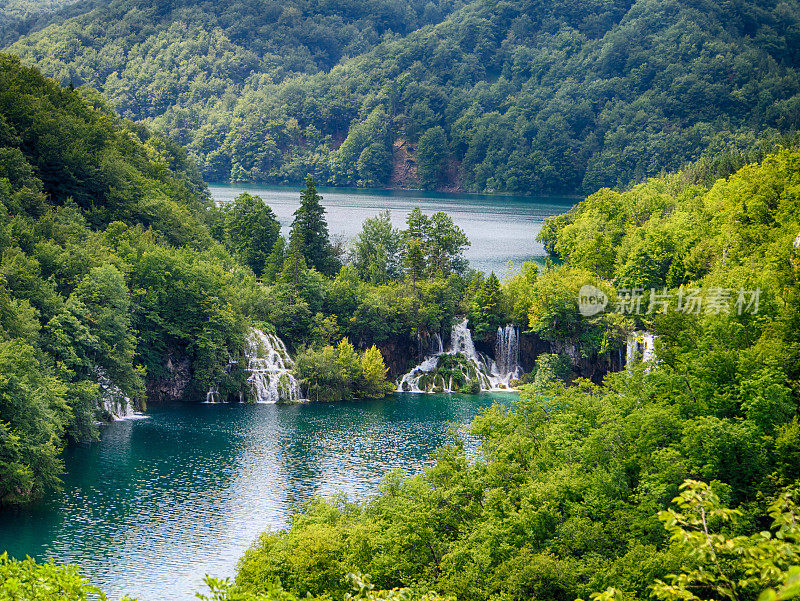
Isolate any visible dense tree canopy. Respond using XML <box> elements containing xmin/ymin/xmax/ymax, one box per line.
<box><xmin>225</xmin><ymin>144</ymin><xmax>800</xmax><ymax>601</ymax></box>
<box><xmin>5</xmin><ymin>0</ymin><xmax>800</xmax><ymax>193</ymax></box>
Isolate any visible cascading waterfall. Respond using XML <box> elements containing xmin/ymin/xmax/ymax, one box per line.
<box><xmin>94</xmin><ymin>367</ymin><xmax>137</xmax><ymax>420</ymax></box>
<box><xmin>397</xmin><ymin>319</ymin><xmax>524</xmax><ymax>393</ymax></box>
<box><xmin>492</xmin><ymin>324</ymin><xmax>522</xmax><ymax>386</ymax></box>
<box><xmin>626</xmin><ymin>331</ymin><xmax>658</xmax><ymax>370</ymax></box>
<box><xmin>244</xmin><ymin>329</ymin><xmax>301</xmax><ymax>403</ymax></box>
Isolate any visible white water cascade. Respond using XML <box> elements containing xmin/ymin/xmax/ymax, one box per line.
<box><xmin>244</xmin><ymin>329</ymin><xmax>301</xmax><ymax>403</ymax></box>
<box><xmin>94</xmin><ymin>367</ymin><xmax>138</xmax><ymax>420</ymax></box>
<box><xmin>493</xmin><ymin>324</ymin><xmax>523</xmax><ymax>386</ymax></box>
<box><xmin>397</xmin><ymin>319</ymin><xmax>524</xmax><ymax>393</ymax></box>
<box><xmin>626</xmin><ymin>331</ymin><xmax>658</xmax><ymax>370</ymax></box>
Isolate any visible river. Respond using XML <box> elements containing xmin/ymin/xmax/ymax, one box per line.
<box><xmin>0</xmin><ymin>393</ymin><xmax>518</xmax><ymax>601</ymax></box>
<box><xmin>209</xmin><ymin>184</ymin><xmax>576</xmax><ymax>275</ymax></box>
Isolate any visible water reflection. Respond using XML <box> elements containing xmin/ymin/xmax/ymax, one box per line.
<box><xmin>0</xmin><ymin>393</ymin><xmax>517</xmax><ymax>601</ymax></box>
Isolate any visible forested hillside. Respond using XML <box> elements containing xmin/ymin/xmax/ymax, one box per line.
<box><xmin>203</xmin><ymin>145</ymin><xmax>800</xmax><ymax>601</ymax></box>
<box><xmin>0</xmin><ymin>53</ymin><xmax>265</xmax><ymax>504</ymax></box>
<box><xmin>0</xmin><ymin>55</ymin><xmax>481</xmax><ymax>506</ymax></box>
<box><xmin>6</xmin><ymin>0</ymin><xmax>800</xmax><ymax>193</ymax></box>
<box><xmin>0</xmin><ymin>0</ymin><xmax>85</xmax><ymax>46</ymax></box>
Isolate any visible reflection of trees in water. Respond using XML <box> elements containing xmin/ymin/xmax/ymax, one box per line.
<box><xmin>6</xmin><ymin>396</ymin><xmax>501</xmax><ymax>601</ymax></box>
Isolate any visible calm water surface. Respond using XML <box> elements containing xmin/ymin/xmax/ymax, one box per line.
<box><xmin>0</xmin><ymin>393</ymin><xmax>517</xmax><ymax>601</ymax></box>
<box><xmin>210</xmin><ymin>184</ymin><xmax>576</xmax><ymax>275</ymax></box>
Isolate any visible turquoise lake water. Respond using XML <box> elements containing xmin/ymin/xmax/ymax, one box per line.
<box><xmin>0</xmin><ymin>393</ymin><xmax>518</xmax><ymax>601</ymax></box>
<box><xmin>209</xmin><ymin>184</ymin><xmax>577</xmax><ymax>275</ymax></box>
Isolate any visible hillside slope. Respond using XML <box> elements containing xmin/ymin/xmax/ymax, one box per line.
<box><xmin>0</xmin><ymin>53</ymin><xmax>264</xmax><ymax>504</ymax></box>
<box><xmin>6</xmin><ymin>0</ymin><xmax>800</xmax><ymax>193</ymax></box>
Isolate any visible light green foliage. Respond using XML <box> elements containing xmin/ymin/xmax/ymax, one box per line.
<box><xmin>236</xmin><ymin>146</ymin><xmax>800</xmax><ymax>601</ymax></box>
<box><xmin>502</xmin><ymin>261</ymin><xmax>539</xmax><ymax>326</ymax></box>
<box><xmin>651</xmin><ymin>481</ymin><xmax>800</xmax><ymax>601</ymax></box>
<box><xmin>526</xmin><ymin>265</ymin><xmax>620</xmax><ymax>357</ymax></box>
<box><xmin>294</xmin><ymin>339</ymin><xmax>394</xmax><ymax>402</ymax></box>
<box><xmin>350</xmin><ymin>211</ymin><xmax>402</xmax><ymax>285</ymax></box>
<box><xmin>359</xmin><ymin>346</ymin><xmax>395</xmax><ymax>399</ymax></box>
<box><xmin>0</xmin><ymin>552</ymin><xmax>112</xmax><ymax>601</ymax></box>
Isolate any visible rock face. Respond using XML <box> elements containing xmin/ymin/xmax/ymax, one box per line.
<box><xmin>146</xmin><ymin>352</ymin><xmax>192</xmax><ymax>402</ymax></box>
<box><xmin>377</xmin><ymin>336</ymin><xmax>420</xmax><ymax>378</ymax></box>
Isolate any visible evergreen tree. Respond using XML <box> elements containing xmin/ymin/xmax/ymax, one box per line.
<box><xmin>291</xmin><ymin>177</ymin><xmax>339</xmax><ymax>276</ymax></box>
<box><xmin>280</xmin><ymin>227</ymin><xmax>307</xmax><ymax>294</ymax></box>
<box><xmin>262</xmin><ymin>235</ymin><xmax>286</xmax><ymax>284</ymax></box>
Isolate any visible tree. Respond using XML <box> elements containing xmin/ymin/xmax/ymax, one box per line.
<box><xmin>280</xmin><ymin>227</ymin><xmax>308</xmax><ymax>294</ymax></box>
<box><xmin>358</xmin><ymin>345</ymin><xmax>394</xmax><ymax>398</ymax></box>
<box><xmin>404</xmin><ymin>236</ymin><xmax>426</xmax><ymax>286</ymax></box>
<box><xmin>426</xmin><ymin>211</ymin><xmax>470</xmax><ymax>275</ymax></box>
<box><xmin>335</xmin><ymin>337</ymin><xmax>361</xmax><ymax>393</ymax></box>
<box><xmin>263</xmin><ymin>235</ymin><xmax>286</xmax><ymax>284</ymax></box>
<box><xmin>0</xmin><ymin>554</ymin><xmax>109</xmax><ymax>601</ymax></box>
<box><xmin>416</xmin><ymin>126</ymin><xmax>448</xmax><ymax>189</ymax></box>
<box><xmin>401</xmin><ymin>207</ymin><xmax>469</xmax><ymax>277</ymax></box>
<box><xmin>291</xmin><ymin>178</ymin><xmax>339</xmax><ymax>276</ymax></box>
<box><xmin>357</xmin><ymin>142</ymin><xmax>392</xmax><ymax>187</ymax></box>
<box><xmin>350</xmin><ymin>210</ymin><xmax>402</xmax><ymax>284</ymax></box>
<box><xmin>469</xmin><ymin>271</ymin><xmax>505</xmax><ymax>337</ymax></box>
<box><xmin>224</xmin><ymin>192</ymin><xmax>281</xmax><ymax>277</ymax></box>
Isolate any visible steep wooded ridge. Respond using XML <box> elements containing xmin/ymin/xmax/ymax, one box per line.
<box><xmin>0</xmin><ymin>54</ymin><xmax>259</xmax><ymax>504</ymax></box>
<box><xmin>5</xmin><ymin>0</ymin><xmax>800</xmax><ymax>193</ymax></box>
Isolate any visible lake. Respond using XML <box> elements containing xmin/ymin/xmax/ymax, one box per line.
<box><xmin>209</xmin><ymin>184</ymin><xmax>577</xmax><ymax>275</ymax></box>
<box><xmin>0</xmin><ymin>393</ymin><xmax>518</xmax><ymax>601</ymax></box>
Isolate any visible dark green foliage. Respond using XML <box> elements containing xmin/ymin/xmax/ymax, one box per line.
<box><xmin>415</xmin><ymin>126</ymin><xmax>448</xmax><ymax>190</ymax></box>
<box><xmin>215</xmin><ymin>192</ymin><xmax>281</xmax><ymax>276</ymax></box>
<box><xmin>0</xmin><ymin>56</ymin><xmax>265</xmax><ymax>504</ymax></box>
<box><xmin>402</xmin><ymin>208</ymin><xmax>469</xmax><ymax>277</ymax></box>
<box><xmin>6</xmin><ymin>0</ymin><xmax>800</xmax><ymax>193</ymax></box>
<box><xmin>291</xmin><ymin>178</ymin><xmax>339</xmax><ymax>276</ymax></box>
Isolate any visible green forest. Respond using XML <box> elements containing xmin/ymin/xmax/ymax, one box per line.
<box><xmin>2</xmin><ymin>0</ymin><xmax>800</xmax><ymax>599</ymax></box>
<box><xmin>3</xmin><ymin>0</ymin><xmax>800</xmax><ymax>193</ymax></box>
<box><xmin>2</xmin><ymin>57</ymin><xmax>800</xmax><ymax>600</ymax></box>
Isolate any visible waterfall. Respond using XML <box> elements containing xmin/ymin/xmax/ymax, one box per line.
<box><xmin>626</xmin><ymin>331</ymin><xmax>658</xmax><ymax>370</ymax></box>
<box><xmin>493</xmin><ymin>324</ymin><xmax>522</xmax><ymax>384</ymax></box>
<box><xmin>429</xmin><ymin>332</ymin><xmax>444</xmax><ymax>355</ymax></box>
<box><xmin>244</xmin><ymin>329</ymin><xmax>301</xmax><ymax>403</ymax></box>
<box><xmin>94</xmin><ymin>366</ymin><xmax>137</xmax><ymax>420</ymax></box>
<box><xmin>397</xmin><ymin>319</ymin><xmax>524</xmax><ymax>393</ymax></box>
<box><xmin>206</xmin><ymin>384</ymin><xmax>220</xmax><ymax>403</ymax></box>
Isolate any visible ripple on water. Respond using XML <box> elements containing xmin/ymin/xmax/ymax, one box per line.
<box><xmin>0</xmin><ymin>393</ymin><xmax>518</xmax><ymax>601</ymax></box>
